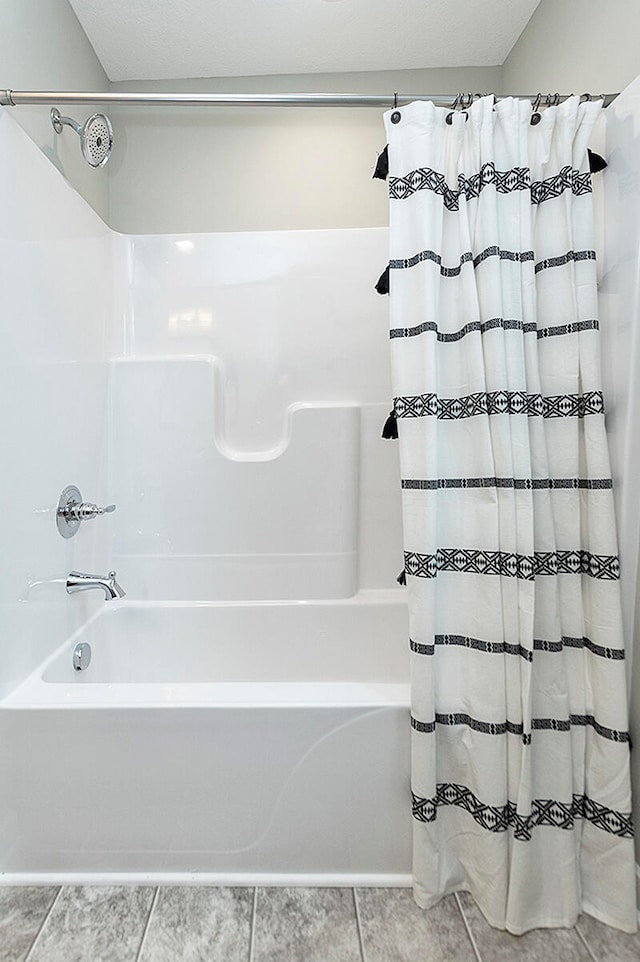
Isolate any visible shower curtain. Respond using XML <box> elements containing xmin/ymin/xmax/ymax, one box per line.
<box><xmin>383</xmin><ymin>95</ymin><xmax>636</xmax><ymax>934</ymax></box>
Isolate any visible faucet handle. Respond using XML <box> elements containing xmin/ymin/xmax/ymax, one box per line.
<box><xmin>72</xmin><ymin>501</ymin><xmax>116</xmax><ymax>520</ymax></box>
<box><xmin>56</xmin><ymin>485</ymin><xmax>116</xmax><ymax>538</ymax></box>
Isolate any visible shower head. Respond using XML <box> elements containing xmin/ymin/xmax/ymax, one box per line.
<box><xmin>50</xmin><ymin>107</ymin><xmax>113</xmax><ymax>167</ymax></box>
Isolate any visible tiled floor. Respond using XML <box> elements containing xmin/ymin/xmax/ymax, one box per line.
<box><xmin>0</xmin><ymin>886</ymin><xmax>638</xmax><ymax>962</ymax></box>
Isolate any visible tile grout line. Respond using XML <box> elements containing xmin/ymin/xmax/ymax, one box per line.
<box><xmin>134</xmin><ymin>885</ymin><xmax>160</xmax><ymax>962</ymax></box>
<box><xmin>24</xmin><ymin>886</ymin><xmax>63</xmax><ymax>962</ymax></box>
<box><xmin>454</xmin><ymin>892</ymin><xmax>483</xmax><ymax>962</ymax></box>
<box><xmin>352</xmin><ymin>888</ymin><xmax>368</xmax><ymax>962</ymax></box>
<box><xmin>574</xmin><ymin>923</ymin><xmax>600</xmax><ymax>962</ymax></box>
<box><xmin>248</xmin><ymin>886</ymin><xmax>258</xmax><ymax>962</ymax></box>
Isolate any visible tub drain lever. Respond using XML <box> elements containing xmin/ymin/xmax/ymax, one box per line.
<box><xmin>56</xmin><ymin>484</ymin><xmax>116</xmax><ymax>539</ymax></box>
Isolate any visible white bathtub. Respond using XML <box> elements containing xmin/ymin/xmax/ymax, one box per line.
<box><xmin>0</xmin><ymin>593</ymin><xmax>411</xmax><ymax>884</ymax></box>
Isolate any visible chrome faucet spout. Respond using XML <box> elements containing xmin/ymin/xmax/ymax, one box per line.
<box><xmin>66</xmin><ymin>570</ymin><xmax>126</xmax><ymax>601</ymax></box>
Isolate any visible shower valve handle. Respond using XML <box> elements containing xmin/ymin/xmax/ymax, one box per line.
<box><xmin>56</xmin><ymin>485</ymin><xmax>116</xmax><ymax>539</ymax></box>
<box><xmin>71</xmin><ymin>501</ymin><xmax>116</xmax><ymax>520</ymax></box>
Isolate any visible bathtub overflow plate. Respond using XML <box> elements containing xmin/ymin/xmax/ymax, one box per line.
<box><xmin>73</xmin><ymin>642</ymin><xmax>92</xmax><ymax>672</ymax></box>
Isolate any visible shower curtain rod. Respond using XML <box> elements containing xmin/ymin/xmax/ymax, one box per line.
<box><xmin>0</xmin><ymin>90</ymin><xmax>620</xmax><ymax>109</ymax></box>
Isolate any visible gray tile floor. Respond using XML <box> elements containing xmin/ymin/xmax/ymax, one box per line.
<box><xmin>0</xmin><ymin>885</ymin><xmax>638</xmax><ymax>962</ymax></box>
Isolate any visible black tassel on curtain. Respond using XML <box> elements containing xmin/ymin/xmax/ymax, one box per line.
<box><xmin>372</xmin><ymin>144</ymin><xmax>389</xmax><ymax>180</ymax></box>
<box><xmin>381</xmin><ymin>409</ymin><xmax>398</xmax><ymax>439</ymax></box>
<box><xmin>588</xmin><ymin>148</ymin><xmax>608</xmax><ymax>173</ymax></box>
<box><xmin>375</xmin><ymin>265</ymin><xmax>390</xmax><ymax>295</ymax></box>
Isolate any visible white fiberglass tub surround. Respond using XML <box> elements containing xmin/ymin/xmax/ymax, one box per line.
<box><xmin>0</xmin><ymin>596</ymin><xmax>410</xmax><ymax>883</ymax></box>
<box><xmin>0</xmin><ymin>107</ymin><xmax>409</xmax><ymax>885</ymax></box>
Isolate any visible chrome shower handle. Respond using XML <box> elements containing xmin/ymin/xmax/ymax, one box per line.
<box><xmin>56</xmin><ymin>485</ymin><xmax>116</xmax><ymax>539</ymax></box>
<box><xmin>70</xmin><ymin>501</ymin><xmax>116</xmax><ymax>520</ymax></box>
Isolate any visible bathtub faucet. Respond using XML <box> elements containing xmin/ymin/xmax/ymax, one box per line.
<box><xmin>66</xmin><ymin>570</ymin><xmax>126</xmax><ymax>601</ymax></box>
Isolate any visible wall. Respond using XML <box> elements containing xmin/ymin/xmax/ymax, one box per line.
<box><xmin>0</xmin><ymin>108</ymin><xmax>115</xmax><ymax>698</ymax></box>
<box><xmin>3</xmin><ymin>1</ymin><xmax>639</xmax><ymax>234</ymax></box>
<box><xmin>595</xmin><ymin>75</ymin><xmax>640</xmax><ymax>870</ymax></box>
<box><xmin>110</xmin><ymin>228</ymin><xmax>402</xmax><ymax>601</ymax></box>
<box><xmin>0</xmin><ymin>0</ymin><xmax>110</xmax><ymax>219</ymax></box>
<box><xmin>0</xmin><ymin>100</ymin><xmax>403</xmax><ymax>699</ymax></box>
<box><xmin>503</xmin><ymin>0</ymin><xmax>640</xmax><ymax>97</ymax></box>
<box><xmin>106</xmin><ymin>67</ymin><xmax>502</xmax><ymax>233</ymax></box>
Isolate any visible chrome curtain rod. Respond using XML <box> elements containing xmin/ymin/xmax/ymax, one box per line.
<box><xmin>0</xmin><ymin>90</ymin><xmax>620</xmax><ymax>109</ymax></box>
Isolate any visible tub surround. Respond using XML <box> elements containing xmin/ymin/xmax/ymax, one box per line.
<box><xmin>0</xmin><ymin>106</ymin><xmax>408</xmax><ymax>883</ymax></box>
<box><xmin>111</xmin><ymin>226</ymin><xmax>401</xmax><ymax>602</ymax></box>
<box><xmin>0</xmin><ymin>109</ymin><xmax>112</xmax><ymax>703</ymax></box>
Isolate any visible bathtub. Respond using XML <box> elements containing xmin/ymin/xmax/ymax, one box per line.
<box><xmin>0</xmin><ymin>592</ymin><xmax>411</xmax><ymax>885</ymax></box>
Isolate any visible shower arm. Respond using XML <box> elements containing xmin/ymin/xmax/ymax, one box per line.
<box><xmin>0</xmin><ymin>90</ymin><xmax>621</xmax><ymax>109</ymax></box>
<box><xmin>49</xmin><ymin>108</ymin><xmax>81</xmax><ymax>135</ymax></box>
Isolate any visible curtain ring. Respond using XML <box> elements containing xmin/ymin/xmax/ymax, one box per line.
<box><xmin>452</xmin><ymin>93</ymin><xmax>471</xmax><ymax>122</ymax></box>
<box><xmin>531</xmin><ymin>93</ymin><xmax>542</xmax><ymax>125</ymax></box>
<box><xmin>580</xmin><ymin>92</ymin><xmax>592</xmax><ymax>103</ymax></box>
<box><xmin>390</xmin><ymin>91</ymin><xmax>402</xmax><ymax>124</ymax></box>
<box><xmin>446</xmin><ymin>93</ymin><xmax>469</xmax><ymax>123</ymax></box>
<box><xmin>446</xmin><ymin>93</ymin><xmax>460</xmax><ymax>125</ymax></box>
<box><xmin>553</xmin><ymin>92</ymin><xmax>560</xmax><ymax>106</ymax></box>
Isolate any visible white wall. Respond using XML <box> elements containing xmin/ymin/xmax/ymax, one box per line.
<box><xmin>3</xmin><ymin>2</ymin><xmax>639</xmax><ymax>235</ymax></box>
<box><xmin>594</xmin><ymin>75</ymin><xmax>640</xmax><ymax>865</ymax></box>
<box><xmin>110</xmin><ymin>228</ymin><xmax>403</xmax><ymax>602</ymax></box>
<box><xmin>0</xmin><ymin>101</ymin><xmax>404</xmax><ymax>700</ymax></box>
<box><xmin>107</xmin><ymin>68</ymin><xmax>502</xmax><ymax>234</ymax></box>
<box><xmin>503</xmin><ymin>0</ymin><xmax>640</xmax><ymax>97</ymax></box>
<box><xmin>0</xmin><ymin>0</ymin><xmax>110</xmax><ymax>219</ymax></box>
<box><xmin>0</xmin><ymin>109</ymin><xmax>115</xmax><ymax>698</ymax></box>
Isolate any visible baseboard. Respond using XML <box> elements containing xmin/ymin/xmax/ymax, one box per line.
<box><xmin>0</xmin><ymin>872</ymin><xmax>413</xmax><ymax>888</ymax></box>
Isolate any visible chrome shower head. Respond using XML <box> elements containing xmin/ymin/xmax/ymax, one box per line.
<box><xmin>50</xmin><ymin>107</ymin><xmax>113</xmax><ymax>167</ymax></box>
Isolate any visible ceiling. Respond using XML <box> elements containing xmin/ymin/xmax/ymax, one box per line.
<box><xmin>67</xmin><ymin>0</ymin><xmax>542</xmax><ymax>82</ymax></box>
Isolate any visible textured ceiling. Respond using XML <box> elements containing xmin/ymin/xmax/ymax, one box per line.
<box><xmin>67</xmin><ymin>0</ymin><xmax>542</xmax><ymax>82</ymax></box>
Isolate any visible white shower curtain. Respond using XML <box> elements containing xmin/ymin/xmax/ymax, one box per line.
<box><xmin>383</xmin><ymin>95</ymin><xmax>636</xmax><ymax>934</ymax></box>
